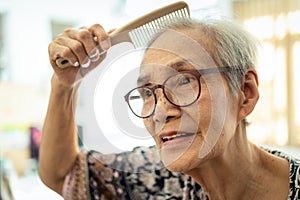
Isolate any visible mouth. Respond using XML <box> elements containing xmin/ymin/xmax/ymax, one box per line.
<box><xmin>160</xmin><ymin>132</ymin><xmax>194</xmax><ymax>144</ymax></box>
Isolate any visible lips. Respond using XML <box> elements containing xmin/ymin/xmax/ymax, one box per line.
<box><xmin>160</xmin><ymin>131</ymin><xmax>194</xmax><ymax>143</ymax></box>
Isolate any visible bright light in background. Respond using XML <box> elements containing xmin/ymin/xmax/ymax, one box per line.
<box><xmin>245</xmin><ymin>12</ymin><xmax>300</xmax><ymax>40</ymax></box>
<box><xmin>293</xmin><ymin>42</ymin><xmax>300</xmax><ymax>125</ymax></box>
<box><xmin>274</xmin><ymin>47</ymin><xmax>286</xmax><ymax>110</ymax></box>
<box><xmin>288</xmin><ymin>11</ymin><xmax>300</xmax><ymax>34</ymax></box>
<box><xmin>275</xmin><ymin>14</ymin><xmax>286</xmax><ymax>39</ymax></box>
<box><xmin>247</xmin><ymin>122</ymin><xmax>272</xmax><ymax>144</ymax></box>
<box><xmin>257</xmin><ymin>42</ymin><xmax>275</xmax><ymax>83</ymax></box>
<box><xmin>244</xmin><ymin>16</ymin><xmax>274</xmax><ymax>40</ymax></box>
<box><xmin>275</xmin><ymin>117</ymin><xmax>288</xmax><ymax>145</ymax></box>
<box><xmin>243</xmin><ymin>8</ymin><xmax>300</xmax><ymax>146</ymax></box>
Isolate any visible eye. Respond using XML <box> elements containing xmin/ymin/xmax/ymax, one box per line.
<box><xmin>177</xmin><ymin>74</ymin><xmax>197</xmax><ymax>86</ymax></box>
<box><xmin>165</xmin><ymin>73</ymin><xmax>197</xmax><ymax>90</ymax></box>
<box><xmin>139</xmin><ymin>88</ymin><xmax>153</xmax><ymax>99</ymax></box>
<box><xmin>179</xmin><ymin>76</ymin><xmax>191</xmax><ymax>85</ymax></box>
<box><xmin>144</xmin><ymin>89</ymin><xmax>153</xmax><ymax>97</ymax></box>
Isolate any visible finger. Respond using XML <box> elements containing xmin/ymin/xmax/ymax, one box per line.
<box><xmin>88</xmin><ymin>24</ymin><xmax>111</xmax><ymax>51</ymax></box>
<box><xmin>79</xmin><ymin>26</ymin><xmax>88</xmax><ymax>29</ymax></box>
<box><xmin>108</xmin><ymin>28</ymin><xmax>117</xmax><ymax>34</ymax></box>
<box><xmin>55</xmin><ymin>36</ymin><xmax>91</xmax><ymax>68</ymax></box>
<box><xmin>63</xmin><ymin>27</ymin><xmax>99</xmax><ymax>62</ymax></box>
<box><xmin>48</xmin><ymin>41</ymin><xmax>79</xmax><ymax>68</ymax></box>
<box><xmin>55</xmin><ymin>57</ymin><xmax>79</xmax><ymax>68</ymax></box>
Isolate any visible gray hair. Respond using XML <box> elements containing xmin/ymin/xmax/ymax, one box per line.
<box><xmin>151</xmin><ymin>17</ymin><xmax>260</xmax><ymax>93</ymax></box>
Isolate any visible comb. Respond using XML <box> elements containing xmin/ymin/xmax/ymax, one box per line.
<box><xmin>56</xmin><ymin>1</ymin><xmax>190</xmax><ymax>68</ymax></box>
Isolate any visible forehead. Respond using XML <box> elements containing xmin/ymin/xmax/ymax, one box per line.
<box><xmin>141</xmin><ymin>29</ymin><xmax>217</xmax><ymax>71</ymax></box>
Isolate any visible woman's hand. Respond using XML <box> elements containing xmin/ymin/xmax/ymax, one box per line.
<box><xmin>48</xmin><ymin>23</ymin><xmax>112</xmax><ymax>87</ymax></box>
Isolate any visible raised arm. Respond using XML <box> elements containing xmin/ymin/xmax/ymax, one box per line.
<box><xmin>38</xmin><ymin>24</ymin><xmax>111</xmax><ymax>195</ymax></box>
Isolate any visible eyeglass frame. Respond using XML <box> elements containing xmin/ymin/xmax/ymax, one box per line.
<box><xmin>124</xmin><ymin>66</ymin><xmax>233</xmax><ymax>118</ymax></box>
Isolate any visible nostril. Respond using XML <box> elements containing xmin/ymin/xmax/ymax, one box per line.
<box><xmin>152</xmin><ymin>104</ymin><xmax>167</xmax><ymax>123</ymax></box>
<box><xmin>166</xmin><ymin>115</ymin><xmax>175</xmax><ymax>122</ymax></box>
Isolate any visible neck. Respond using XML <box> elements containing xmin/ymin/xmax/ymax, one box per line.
<box><xmin>185</xmin><ymin>124</ymin><xmax>289</xmax><ymax>200</ymax></box>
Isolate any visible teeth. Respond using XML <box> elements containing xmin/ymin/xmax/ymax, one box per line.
<box><xmin>162</xmin><ymin>133</ymin><xmax>190</xmax><ymax>142</ymax></box>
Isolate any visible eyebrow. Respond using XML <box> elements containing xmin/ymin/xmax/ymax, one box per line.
<box><xmin>168</xmin><ymin>59</ymin><xmax>192</xmax><ymax>71</ymax></box>
<box><xmin>137</xmin><ymin>59</ymin><xmax>193</xmax><ymax>84</ymax></box>
<box><xmin>137</xmin><ymin>75</ymin><xmax>150</xmax><ymax>84</ymax></box>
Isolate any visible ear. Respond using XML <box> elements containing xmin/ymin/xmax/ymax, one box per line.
<box><xmin>238</xmin><ymin>69</ymin><xmax>259</xmax><ymax>122</ymax></box>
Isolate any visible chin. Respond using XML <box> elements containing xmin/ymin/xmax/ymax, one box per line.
<box><xmin>160</xmin><ymin>151</ymin><xmax>194</xmax><ymax>173</ymax></box>
<box><xmin>165</xmin><ymin>162</ymin><xmax>187</xmax><ymax>172</ymax></box>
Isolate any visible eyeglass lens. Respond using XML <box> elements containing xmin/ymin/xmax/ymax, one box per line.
<box><xmin>127</xmin><ymin>72</ymin><xmax>200</xmax><ymax>118</ymax></box>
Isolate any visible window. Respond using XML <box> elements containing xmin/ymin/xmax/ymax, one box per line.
<box><xmin>234</xmin><ymin>0</ymin><xmax>300</xmax><ymax>146</ymax></box>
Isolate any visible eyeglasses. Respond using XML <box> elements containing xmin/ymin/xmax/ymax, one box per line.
<box><xmin>124</xmin><ymin>67</ymin><xmax>232</xmax><ymax>118</ymax></box>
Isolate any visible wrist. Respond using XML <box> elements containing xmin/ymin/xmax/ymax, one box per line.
<box><xmin>51</xmin><ymin>74</ymin><xmax>81</xmax><ymax>92</ymax></box>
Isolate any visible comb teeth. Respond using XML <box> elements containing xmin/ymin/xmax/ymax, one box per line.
<box><xmin>129</xmin><ymin>7</ymin><xmax>190</xmax><ymax>48</ymax></box>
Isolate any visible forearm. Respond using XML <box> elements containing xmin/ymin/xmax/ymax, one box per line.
<box><xmin>41</xmin><ymin>23</ymin><xmax>111</xmax><ymax>195</ymax></box>
<box><xmin>38</xmin><ymin>74</ymin><xmax>80</xmax><ymax>194</ymax></box>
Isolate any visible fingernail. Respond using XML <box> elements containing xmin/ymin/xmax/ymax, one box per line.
<box><xmin>89</xmin><ymin>49</ymin><xmax>100</xmax><ymax>62</ymax></box>
<box><xmin>81</xmin><ymin>59</ymin><xmax>91</xmax><ymax>68</ymax></box>
<box><xmin>100</xmin><ymin>38</ymin><xmax>111</xmax><ymax>50</ymax></box>
<box><xmin>73</xmin><ymin>61</ymin><xmax>80</xmax><ymax>67</ymax></box>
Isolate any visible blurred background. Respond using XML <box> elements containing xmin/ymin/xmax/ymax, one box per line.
<box><xmin>0</xmin><ymin>0</ymin><xmax>299</xmax><ymax>199</ymax></box>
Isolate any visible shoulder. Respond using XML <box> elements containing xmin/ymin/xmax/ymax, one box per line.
<box><xmin>262</xmin><ymin>147</ymin><xmax>300</xmax><ymax>199</ymax></box>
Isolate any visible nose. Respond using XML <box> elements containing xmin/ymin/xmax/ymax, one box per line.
<box><xmin>152</xmin><ymin>89</ymin><xmax>179</xmax><ymax>123</ymax></box>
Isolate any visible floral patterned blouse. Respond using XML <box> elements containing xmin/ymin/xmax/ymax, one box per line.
<box><xmin>62</xmin><ymin>146</ymin><xmax>300</xmax><ymax>200</ymax></box>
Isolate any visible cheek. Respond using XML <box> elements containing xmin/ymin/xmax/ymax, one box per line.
<box><xmin>143</xmin><ymin>118</ymin><xmax>162</xmax><ymax>147</ymax></box>
<box><xmin>194</xmin><ymin>92</ymin><xmax>213</xmax><ymax>129</ymax></box>
<box><xmin>200</xmin><ymin>81</ymin><xmax>230</xmax><ymax>129</ymax></box>
<box><xmin>143</xmin><ymin>118</ymin><xmax>154</xmax><ymax>135</ymax></box>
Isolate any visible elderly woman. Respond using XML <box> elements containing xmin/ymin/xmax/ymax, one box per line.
<box><xmin>39</xmin><ymin>17</ymin><xmax>300</xmax><ymax>200</ymax></box>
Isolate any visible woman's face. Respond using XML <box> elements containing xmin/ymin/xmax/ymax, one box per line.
<box><xmin>139</xmin><ymin>29</ymin><xmax>240</xmax><ymax>172</ymax></box>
